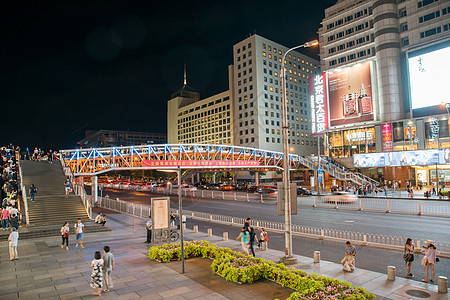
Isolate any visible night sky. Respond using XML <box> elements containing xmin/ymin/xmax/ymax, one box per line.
<box><xmin>1</xmin><ymin>0</ymin><xmax>336</xmax><ymax>150</ymax></box>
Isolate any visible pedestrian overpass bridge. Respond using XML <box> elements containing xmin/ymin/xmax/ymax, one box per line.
<box><xmin>60</xmin><ymin>144</ymin><xmax>377</xmax><ymax>186</ymax></box>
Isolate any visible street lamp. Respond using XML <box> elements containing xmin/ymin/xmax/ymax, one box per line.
<box><xmin>280</xmin><ymin>39</ymin><xmax>318</xmax><ymax>265</ymax></box>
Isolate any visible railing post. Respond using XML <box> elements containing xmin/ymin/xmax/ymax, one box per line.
<box><xmin>231</xmin><ymin>217</ymin><xmax>234</xmax><ymax>225</ymax></box>
<box><xmin>320</xmin><ymin>229</ymin><xmax>324</xmax><ymax>240</ymax></box>
<box><xmin>210</xmin><ymin>214</ymin><xmax>213</xmax><ymax>222</ymax></box>
<box><xmin>222</xmin><ymin>191</ymin><xmax>225</xmax><ymax>199</ymax></box>
<box><xmin>418</xmin><ymin>202</ymin><xmax>422</xmax><ymax>215</ymax></box>
<box><xmin>386</xmin><ymin>200</ymin><xmax>390</xmax><ymax>213</ymax></box>
<box><xmin>247</xmin><ymin>193</ymin><xmax>249</xmax><ymax>202</ymax></box>
<box><xmin>358</xmin><ymin>198</ymin><xmax>363</xmax><ymax>211</ymax></box>
<box><xmin>260</xmin><ymin>194</ymin><xmax>264</xmax><ymax>203</ymax></box>
<box><xmin>362</xmin><ymin>234</ymin><xmax>367</xmax><ymax>246</ymax></box>
<box><xmin>234</xmin><ymin>193</ymin><xmax>237</xmax><ymax>200</ymax></box>
<box><xmin>256</xmin><ymin>221</ymin><xmax>260</xmax><ymax>228</ymax></box>
<box><xmin>211</xmin><ymin>191</ymin><xmax>214</xmax><ymax>199</ymax></box>
<box><xmin>334</xmin><ymin>198</ymin><xmax>338</xmax><ymax>209</ymax></box>
<box><xmin>313</xmin><ymin>196</ymin><xmax>316</xmax><ymax>207</ymax></box>
<box><xmin>202</xmin><ymin>190</ymin><xmax>204</xmax><ymax>198</ymax></box>
<box><xmin>140</xmin><ymin>205</ymin><xmax>143</xmax><ymax>218</ymax></box>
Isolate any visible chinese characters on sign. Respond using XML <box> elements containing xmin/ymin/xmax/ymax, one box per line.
<box><xmin>152</xmin><ymin>198</ymin><xmax>169</xmax><ymax>230</ymax></box>
<box><xmin>142</xmin><ymin>160</ymin><xmax>260</xmax><ymax>168</ymax></box>
<box><xmin>381</xmin><ymin>123</ymin><xmax>393</xmax><ymax>152</ymax></box>
<box><xmin>430</xmin><ymin>118</ymin><xmax>439</xmax><ymax>139</ymax></box>
<box><xmin>309</xmin><ymin>73</ymin><xmax>329</xmax><ymax>135</ymax></box>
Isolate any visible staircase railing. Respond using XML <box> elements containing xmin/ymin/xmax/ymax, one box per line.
<box><xmin>59</xmin><ymin>157</ymin><xmax>92</xmax><ymax>219</ymax></box>
<box><xmin>17</xmin><ymin>155</ymin><xmax>30</xmax><ymax>225</ymax></box>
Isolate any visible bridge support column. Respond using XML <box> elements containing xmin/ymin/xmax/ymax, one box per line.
<box><xmin>92</xmin><ymin>175</ymin><xmax>98</xmax><ymax>207</ymax></box>
<box><xmin>197</xmin><ymin>173</ymin><xmax>200</xmax><ymax>183</ymax></box>
<box><xmin>78</xmin><ymin>176</ymin><xmax>84</xmax><ymax>195</ymax></box>
<box><xmin>255</xmin><ymin>171</ymin><xmax>260</xmax><ymax>186</ymax></box>
<box><xmin>212</xmin><ymin>173</ymin><xmax>216</xmax><ymax>184</ymax></box>
<box><xmin>191</xmin><ymin>174</ymin><xmax>195</xmax><ymax>185</ymax></box>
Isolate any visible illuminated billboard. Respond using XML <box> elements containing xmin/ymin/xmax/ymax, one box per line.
<box><xmin>353</xmin><ymin>148</ymin><xmax>450</xmax><ymax>168</ymax></box>
<box><xmin>409</xmin><ymin>45</ymin><xmax>450</xmax><ymax>110</ymax></box>
<box><xmin>309</xmin><ymin>73</ymin><xmax>329</xmax><ymax>135</ymax></box>
<box><xmin>327</xmin><ymin>61</ymin><xmax>374</xmax><ymax>126</ymax></box>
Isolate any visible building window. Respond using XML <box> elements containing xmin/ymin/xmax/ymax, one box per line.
<box><xmin>419</xmin><ymin>10</ymin><xmax>440</xmax><ymax>23</ymax></box>
<box><xmin>399</xmin><ymin>8</ymin><xmax>407</xmax><ymax>17</ymax></box>
<box><xmin>420</xmin><ymin>26</ymin><xmax>442</xmax><ymax>38</ymax></box>
<box><xmin>401</xmin><ymin>37</ymin><xmax>409</xmax><ymax>46</ymax></box>
<box><xmin>418</xmin><ymin>0</ymin><xmax>438</xmax><ymax>8</ymax></box>
<box><xmin>400</xmin><ymin>22</ymin><xmax>408</xmax><ymax>32</ymax></box>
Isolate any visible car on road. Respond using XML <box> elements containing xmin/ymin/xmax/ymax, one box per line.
<box><xmin>181</xmin><ymin>185</ymin><xmax>197</xmax><ymax>191</ymax></box>
<box><xmin>297</xmin><ymin>187</ymin><xmax>312</xmax><ymax>196</ymax></box>
<box><xmin>220</xmin><ymin>184</ymin><xmax>233</xmax><ymax>191</ymax></box>
<box><xmin>246</xmin><ymin>185</ymin><xmax>259</xmax><ymax>193</ymax></box>
<box><xmin>322</xmin><ymin>191</ymin><xmax>357</xmax><ymax>203</ymax></box>
<box><xmin>257</xmin><ymin>186</ymin><xmax>278</xmax><ymax>195</ymax></box>
<box><xmin>206</xmin><ymin>183</ymin><xmax>221</xmax><ymax>190</ymax></box>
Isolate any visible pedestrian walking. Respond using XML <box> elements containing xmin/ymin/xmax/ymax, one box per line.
<box><xmin>90</xmin><ymin>251</ymin><xmax>104</xmax><ymax>296</ymax></box>
<box><xmin>403</xmin><ymin>238</ymin><xmax>415</xmax><ymax>278</ymax></box>
<box><xmin>2</xmin><ymin>207</ymin><xmax>9</xmax><ymax>230</ymax></box>
<box><xmin>64</xmin><ymin>178</ymin><xmax>71</xmax><ymax>198</ymax></box>
<box><xmin>10</xmin><ymin>214</ymin><xmax>19</xmax><ymax>230</ymax></box>
<box><xmin>145</xmin><ymin>216</ymin><xmax>152</xmax><ymax>243</ymax></box>
<box><xmin>29</xmin><ymin>184</ymin><xmax>37</xmax><ymax>202</ymax></box>
<box><xmin>170</xmin><ymin>212</ymin><xmax>176</xmax><ymax>227</ymax></box>
<box><xmin>60</xmin><ymin>221</ymin><xmax>69</xmax><ymax>250</ymax></box>
<box><xmin>74</xmin><ymin>218</ymin><xmax>84</xmax><ymax>248</ymax></box>
<box><xmin>248</xmin><ymin>227</ymin><xmax>258</xmax><ymax>257</ymax></box>
<box><xmin>244</xmin><ymin>217</ymin><xmax>251</xmax><ymax>231</ymax></box>
<box><xmin>421</xmin><ymin>240</ymin><xmax>437</xmax><ymax>283</ymax></box>
<box><xmin>8</xmin><ymin>227</ymin><xmax>19</xmax><ymax>261</ymax></box>
<box><xmin>258</xmin><ymin>228</ymin><xmax>268</xmax><ymax>249</ymax></box>
<box><xmin>235</xmin><ymin>227</ymin><xmax>250</xmax><ymax>255</ymax></box>
<box><xmin>102</xmin><ymin>245</ymin><xmax>114</xmax><ymax>293</ymax></box>
<box><xmin>341</xmin><ymin>241</ymin><xmax>356</xmax><ymax>272</ymax></box>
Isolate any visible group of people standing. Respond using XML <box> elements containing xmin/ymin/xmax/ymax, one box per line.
<box><xmin>236</xmin><ymin>218</ymin><xmax>268</xmax><ymax>257</ymax></box>
<box><xmin>59</xmin><ymin>218</ymin><xmax>85</xmax><ymax>250</ymax></box>
<box><xmin>403</xmin><ymin>238</ymin><xmax>438</xmax><ymax>283</ymax></box>
<box><xmin>90</xmin><ymin>246</ymin><xmax>115</xmax><ymax>296</ymax></box>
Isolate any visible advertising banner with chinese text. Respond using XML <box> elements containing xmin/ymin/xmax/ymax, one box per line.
<box><xmin>309</xmin><ymin>72</ymin><xmax>329</xmax><ymax>136</ymax></box>
<box><xmin>142</xmin><ymin>160</ymin><xmax>260</xmax><ymax>168</ymax></box>
<box><xmin>381</xmin><ymin>123</ymin><xmax>393</xmax><ymax>152</ymax></box>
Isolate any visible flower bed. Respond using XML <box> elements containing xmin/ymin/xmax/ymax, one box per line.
<box><xmin>148</xmin><ymin>241</ymin><xmax>375</xmax><ymax>300</ymax></box>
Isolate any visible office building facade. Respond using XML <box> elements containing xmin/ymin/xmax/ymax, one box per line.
<box><xmin>78</xmin><ymin>130</ymin><xmax>166</xmax><ymax>148</ymax></box>
<box><xmin>232</xmin><ymin>34</ymin><xmax>320</xmax><ymax>155</ymax></box>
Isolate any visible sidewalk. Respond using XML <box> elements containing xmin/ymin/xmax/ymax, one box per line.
<box><xmin>0</xmin><ymin>210</ymin><xmax>447</xmax><ymax>300</ymax></box>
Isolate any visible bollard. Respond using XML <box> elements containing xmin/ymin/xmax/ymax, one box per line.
<box><xmin>193</xmin><ymin>225</ymin><xmax>198</xmax><ymax>233</ymax></box>
<box><xmin>334</xmin><ymin>198</ymin><xmax>338</xmax><ymax>209</ymax></box>
<box><xmin>260</xmin><ymin>194</ymin><xmax>264</xmax><ymax>203</ymax></box>
<box><xmin>212</xmin><ymin>191</ymin><xmax>214</xmax><ymax>199</ymax></box>
<box><xmin>207</xmin><ymin>228</ymin><xmax>212</xmax><ymax>237</ymax></box>
<box><xmin>222</xmin><ymin>191</ymin><xmax>225</xmax><ymax>199</ymax></box>
<box><xmin>359</xmin><ymin>198</ymin><xmax>363</xmax><ymax>211</ymax></box>
<box><xmin>234</xmin><ymin>193</ymin><xmax>237</xmax><ymax>200</ymax></box>
<box><xmin>313</xmin><ymin>196</ymin><xmax>316</xmax><ymax>208</ymax></box>
<box><xmin>415</xmin><ymin>240</ymin><xmax>421</xmax><ymax>253</ymax></box>
<box><xmin>183</xmin><ymin>223</ymin><xmax>186</xmax><ymax>230</ymax></box>
<box><xmin>319</xmin><ymin>229</ymin><xmax>324</xmax><ymax>240</ymax></box>
<box><xmin>314</xmin><ymin>251</ymin><xmax>320</xmax><ymax>263</ymax></box>
<box><xmin>261</xmin><ymin>241</ymin><xmax>267</xmax><ymax>251</ymax></box>
<box><xmin>223</xmin><ymin>232</ymin><xmax>228</xmax><ymax>241</ymax></box>
<box><xmin>362</xmin><ymin>234</ymin><xmax>367</xmax><ymax>246</ymax></box>
<box><xmin>418</xmin><ymin>202</ymin><xmax>422</xmax><ymax>215</ymax></box>
<box><xmin>387</xmin><ymin>266</ymin><xmax>396</xmax><ymax>281</ymax></box>
<box><xmin>386</xmin><ymin>201</ymin><xmax>390</xmax><ymax>213</ymax></box>
<box><xmin>202</xmin><ymin>190</ymin><xmax>204</xmax><ymax>198</ymax></box>
<box><xmin>231</xmin><ymin>217</ymin><xmax>234</xmax><ymax>225</ymax></box>
<box><xmin>247</xmin><ymin>193</ymin><xmax>249</xmax><ymax>202</ymax></box>
<box><xmin>438</xmin><ymin>276</ymin><xmax>448</xmax><ymax>293</ymax></box>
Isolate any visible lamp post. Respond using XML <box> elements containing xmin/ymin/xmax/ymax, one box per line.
<box><xmin>280</xmin><ymin>39</ymin><xmax>318</xmax><ymax>264</ymax></box>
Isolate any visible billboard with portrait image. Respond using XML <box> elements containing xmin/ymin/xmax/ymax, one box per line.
<box><xmin>409</xmin><ymin>45</ymin><xmax>450</xmax><ymax>110</ymax></box>
<box><xmin>327</xmin><ymin>61</ymin><xmax>374</xmax><ymax>126</ymax></box>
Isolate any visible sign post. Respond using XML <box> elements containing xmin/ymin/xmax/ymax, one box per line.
<box><xmin>277</xmin><ymin>182</ymin><xmax>297</xmax><ymax>216</ymax></box>
<box><xmin>178</xmin><ymin>166</ymin><xmax>185</xmax><ymax>274</ymax></box>
<box><xmin>151</xmin><ymin>197</ymin><xmax>170</xmax><ymax>246</ymax></box>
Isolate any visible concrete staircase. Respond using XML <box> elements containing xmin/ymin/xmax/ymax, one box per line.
<box><xmin>20</xmin><ymin>160</ymin><xmax>90</xmax><ymax>225</ymax></box>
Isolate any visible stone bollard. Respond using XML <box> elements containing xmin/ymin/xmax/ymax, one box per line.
<box><xmin>207</xmin><ymin>228</ymin><xmax>212</xmax><ymax>237</ymax></box>
<box><xmin>314</xmin><ymin>251</ymin><xmax>320</xmax><ymax>263</ymax></box>
<box><xmin>193</xmin><ymin>225</ymin><xmax>198</xmax><ymax>233</ymax></box>
<box><xmin>183</xmin><ymin>223</ymin><xmax>186</xmax><ymax>230</ymax></box>
<box><xmin>261</xmin><ymin>241</ymin><xmax>267</xmax><ymax>251</ymax></box>
<box><xmin>223</xmin><ymin>232</ymin><xmax>228</xmax><ymax>241</ymax></box>
<box><xmin>438</xmin><ymin>276</ymin><xmax>448</xmax><ymax>293</ymax></box>
<box><xmin>387</xmin><ymin>266</ymin><xmax>396</xmax><ymax>281</ymax></box>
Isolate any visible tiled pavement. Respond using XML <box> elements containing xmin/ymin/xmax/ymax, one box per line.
<box><xmin>0</xmin><ymin>210</ymin><xmax>448</xmax><ymax>300</ymax></box>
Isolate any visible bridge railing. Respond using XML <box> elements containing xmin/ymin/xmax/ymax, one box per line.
<box><xmin>17</xmin><ymin>157</ymin><xmax>30</xmax><ymax>225</ymax></box>
<box><xmin>95</xmin><ymin>195</ymin><xmax>450</xmax><ymax>257</ymax></box>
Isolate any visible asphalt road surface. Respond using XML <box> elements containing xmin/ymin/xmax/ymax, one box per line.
<box><xmin>95</xmin><ymin>187</ymin><xmax>450</xmax><ymax>244</ymax></box>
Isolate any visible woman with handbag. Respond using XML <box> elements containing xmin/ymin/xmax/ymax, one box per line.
<box><xmin>422</xmin><ymin>240</ymin><xmax>437</xmax><ymax>283</ymax></box>
<box><xmin>60</xmin><ymin>221</ymin><xmax>69</xmax><ymax>250</ymax></box>
<box><xmin>403</xmin><ymin>238</ymin><xmax>414</xmax><ymax>278</ymax></box>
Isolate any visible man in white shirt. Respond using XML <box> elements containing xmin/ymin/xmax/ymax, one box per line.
<box><xmin>74</xmin><ymin>218</ymin><xmax>84</xmax><ymax>248</ymax></box>
<box><xmin>8</xmin><ymin>227</ymin><xmax>19</xmax><ymax>261</ymax></box>
<box><xmin>145</xmin><ymin>216</ymin><xmax>152</xmax><ymax>244</ymax></box>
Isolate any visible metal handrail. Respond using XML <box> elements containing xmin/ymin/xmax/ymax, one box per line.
<box><xmin>17</xmin><ymin>156</ymin><xmax>30</xmax><ymax>225</ymax></box>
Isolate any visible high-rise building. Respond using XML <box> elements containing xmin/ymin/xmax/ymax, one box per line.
<box><xmin>167</xmin><ymin>66</ymin><xmax>235</xmax><ymax>145</ymax></box>
<box><xmin>232</xmin><ymin>34</ymin><xmax>320</xmax><ymax>155</ymax></box>
<box><xmin>318</xmin><ymin>0</ymin><xmax>450</xmax><ymax>185</ymax></box>
<box><xmin>78</xmin><ymin>130</ymin><xmax>166</xmax><ymax>148</ymax></box>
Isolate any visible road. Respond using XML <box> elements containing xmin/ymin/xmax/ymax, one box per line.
<box><xmin>95</xmin><ymin>187</ymin><xmax>450</xmax><ymax>244</ymax></box>
<box><xmin>91</xmin><ymin>187</ymin><xmax>450</xmax><ymax>284</ymax></box>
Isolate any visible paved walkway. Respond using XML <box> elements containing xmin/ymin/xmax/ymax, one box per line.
<box><xmin>0</xmin><ymin>210</ymin><xmax>448</xmax><ymax>300</ymax></box>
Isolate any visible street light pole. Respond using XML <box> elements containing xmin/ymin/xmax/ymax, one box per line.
<box><xmin>280</xmin><ymin>39</ymin><xmax>318</xmax><ymax>265</ymax></box>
